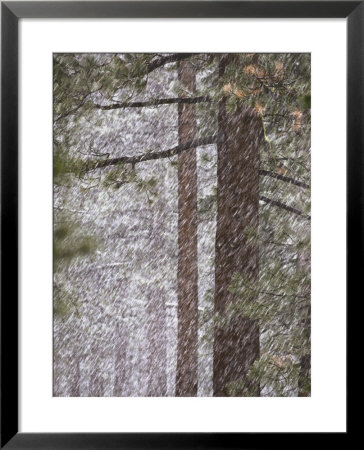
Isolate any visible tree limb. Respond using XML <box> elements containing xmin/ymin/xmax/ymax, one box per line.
<box><xmin>259</xmin><ymin>169</ymin><xmax>310</xmax><ymax>189</ymax></box>
<box><xmin>260</xmin><ymin>195</ymin><xmax>311</xmax><ymax>220</ymax></box>
<box><xmin>54</xmin><ymin>97</ymin><xmax>88</xmax><ymax>123</ymax></box>
<box><xmin>146</xmin><ymin>53</ymin><xmax>198</xmax><ymax>75</ymax></box>
<box><xmin>94</xmin><ymin>96</ymin><xmax>211</xmax><ymax>110</ymax></box>
<box><xmin>54</xmin><ymin>54</ymin><xmax>201</xmax><ymax>122</ymax></box>
<box><xmin>85</xmin><ymin>135</ymin><xmax>221</xmax><ymax>171</ymax></box>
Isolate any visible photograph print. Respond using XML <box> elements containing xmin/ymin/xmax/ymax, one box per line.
<box><xmin>53</xmin><ymin>53</ymin><xmax>311</xmax><ymax>397</ymax></box>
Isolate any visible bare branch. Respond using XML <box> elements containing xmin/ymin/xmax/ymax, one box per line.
<box><xmin>260</xmin><ymin>195</ymin><xmax>311</xmax><ymax>220</ymax></box>
<box><xmin>54</xmin><ymin>97</ymin><xmax>88</xmax><ymax>123</ymax></box>
<box><xmin>85</xmin><ymin>135</ymin><xmax>221</xmax><ymax>171</ymax></box>
<box><xmin>259</xmin><ymin>169</ymin><xmax>310</xmax><ymax>189</ymax></box>
<box><xmin>146</xmin><ymin>53</ymin><xmax>197</xmax><ymax>75</ymax></box>
<box><xmin>94</xmin><ymin>96</ymin><xmax>211</xmax><ymax>110</ymax></box>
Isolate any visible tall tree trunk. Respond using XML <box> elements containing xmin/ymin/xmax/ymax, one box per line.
<box><xmin>297</xmin><ymin>224</ymin><xmax>311</xmax><ymax>397</ymax></box>
<box><xmin>175</xmin><ymin>59</ymin><xmax>199</xmax><ymax>396</ymax></box>
<box><xmin>213</xmin><ymin>55</ymin><xmax>262</xmax><ymax>397</ymax></box>
<box><xmin>298</xmin><ymin>354</ymin><xmax>311</xmax><ymax>396</ymax></box>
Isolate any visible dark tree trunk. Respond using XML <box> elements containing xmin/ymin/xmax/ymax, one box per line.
<box><xmin>298</xmin><ymin>354</ymin><xmax>311</xmax><ymax>397</ymax></box>
<box><xmin>297</xmin><ymin>224</ymin><xmax>311</xmax><ymax>397</ymax></box>
<box><xmin>213</xmin><ymin>55</ymin><xmax>263</xmax><ymax>397</ymax></box>
<box><xmin>175</xmin><ymin>59</ymin><xmax>199</xmax><ymax>397</ymax></box>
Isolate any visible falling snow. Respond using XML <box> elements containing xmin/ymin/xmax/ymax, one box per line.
<box><xmin>54</xmin><ymin>53</ymin><xmax>311</xmax><ymax>397</ymax></box>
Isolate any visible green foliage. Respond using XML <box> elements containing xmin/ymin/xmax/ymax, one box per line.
<box><xmin>54</xmin><ymin>220</ymin><xmax>98</xmax><ymax>269</ymax></box>
<box><xmin>218</xmin><ymin>53</ymin><xmax>311</xmax><ymax>396</ymax></box>
<box><xmin>54</xmin><ymin>147</ymin><xmax>87</xmax><ymax>184</ymax></box>
<box><xmin>228</xmin><ymin>229</ymin><xmax>311</xmax><ymax>396</ymax></box>
<box><xmin>54</xmin><ymin>282</ymin><xmax>79</xmax><ymax>318</ymax></box>
<box><xmin>299</xmin><ymin>94</ymin><xmax>311</xmax><ymax>110</ymax></box>
<box><xmin>53</xmin><ymin>52</ymin><xmax>310</xmax><ymax>396</ymax></box>
<box><xmin>54</xmin><ymin>214</ymin><xmax>98</xmax><ymax>321</ymax></box>
<box><xmin>198</xmin><ymin>191</ymin><xmax>217</xmax><ymax>219</ymax></box>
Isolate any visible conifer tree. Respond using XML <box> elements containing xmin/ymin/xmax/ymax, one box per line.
<box><xmin>53</xmin><ymin>53</ymin><xmax>311</xmax><ymax>397</ymax></box>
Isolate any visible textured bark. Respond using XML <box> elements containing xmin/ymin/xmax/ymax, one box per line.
<box><xmin>213</xmin><ymin>55</ymin><xmax>263</xmax><ymax>396</ymax></box>
<box><xmin>298</xmin><ymin>354</ymin><xmax>311</xmax><ymax>397</ymax></box>
<box><xmin>175</xmin><ymin>60</ymin><xmax>199</xmax><ymax>396</ymax></box>
<box><xmin>297</xmin><ymin>224</ymin><xmax>311</xmax><ymax>397</ymax></box>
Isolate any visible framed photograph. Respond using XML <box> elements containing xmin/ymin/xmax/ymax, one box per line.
<box><xmin>1</xmin><ymin>1</ymin><xmax>355</xmax><ymax>448</ymax></box>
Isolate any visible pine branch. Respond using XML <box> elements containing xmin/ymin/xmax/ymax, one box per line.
<box><xmin>260</xmin><ymin>195</ymin><xmax>311</xmax><ymax>220</ymax></box>
<box><xmin>54</xmin><ymin>54</ymin><xmax>202</xmax><ymax>122</ymax></box>
<box><xmin>259</xmin><ymin>169</ymin><xmax>310</xmax><ymax>189</ymax></box>
<box><xmin>146</xmin><ymin>53</ymin><xmax>197</xmax><ymax>75</ymax></box>
<box><xmin>54</xmin><ymin>97</ymin><xmax>88</xmax><ymax>123</ymax></box>
<box><xmin>85</xmin><ymin>135</ymin><xmax>221</xmax><ymax>171</ymax></box>
<box><xmin>94</xmin><ymin>96</ymin><xmax>211</xmax><ymax>110</ymax></box>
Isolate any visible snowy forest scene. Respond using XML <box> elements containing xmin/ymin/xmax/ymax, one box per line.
<box><xmin>53</xmin><ymin>53</ymin><xmax>311</xmax><ymax>398</ymax></box>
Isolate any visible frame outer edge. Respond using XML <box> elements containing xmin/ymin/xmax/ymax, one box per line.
<box><xmin>347</xmin><ymin>1</ymin><xmax>363</xmax><ymax>433</ymax></box>
<box><xmin>1</xmin><ymin>2</ymin><xmax>19</xmax><ymax>449</ymax></box>
<box><xmin>1</xmin><ymin>1</ymin><xmax>357</xmax><ymax>448</ymax></box>
<box><xmin>2</xmin><ymin>1</ymin><xmax>362</xmax><ymax>19</ymax></box>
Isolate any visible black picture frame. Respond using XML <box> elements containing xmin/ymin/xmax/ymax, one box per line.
<box><xmin>1</xmin><ymin>1</ymin><xmax>356</xmax><ymax>448</ymax></box>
